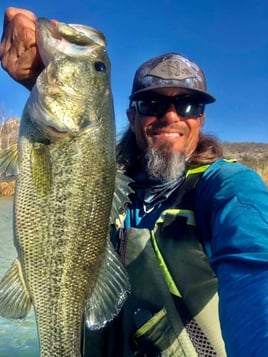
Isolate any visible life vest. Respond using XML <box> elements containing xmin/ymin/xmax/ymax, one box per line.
<box><xmin>83</xmin><ymin>164</ymin><xmax>227</xmax><ymax>356</ymax></box>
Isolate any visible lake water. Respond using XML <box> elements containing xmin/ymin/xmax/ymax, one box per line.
<box><xmin>0</xmin><ymin>197</ymin><xmax>39</xmax><ymax>357</ymax></box>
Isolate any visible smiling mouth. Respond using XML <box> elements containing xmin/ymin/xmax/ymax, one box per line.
<box><xmin>152</xmin><ymin>131</ymin><xmax>183</xmax><ymax>137</ymax></box>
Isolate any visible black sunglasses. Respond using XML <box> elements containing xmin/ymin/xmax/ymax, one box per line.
<box><xmin>131</xmin><ymin>94</ymin><xmax>205</xmax><ymax>118</ymax></box>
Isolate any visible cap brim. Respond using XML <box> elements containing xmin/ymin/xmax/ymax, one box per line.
<box><xmin>129</xmin><ymin>86</ymin><xmax>216</xmax><ymax>104</ymax></box>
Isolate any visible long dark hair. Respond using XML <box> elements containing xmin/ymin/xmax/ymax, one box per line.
<box><xmin>116</xmin><ymin>126</ymin><xmax>223</xmax><ymax>174</ymax></box>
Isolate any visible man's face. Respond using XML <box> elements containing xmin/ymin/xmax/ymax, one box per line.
<box><xmin>127</xmin><ymin>88</ymin><xmax>204</xmax><ymax>159</ymax></box>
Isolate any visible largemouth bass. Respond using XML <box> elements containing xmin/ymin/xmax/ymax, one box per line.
<box><xmin>0</xmin><ymin>18</ymin><xmax>130</xmax><ymax>356</ymax></box>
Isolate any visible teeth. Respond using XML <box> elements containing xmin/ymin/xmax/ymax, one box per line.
<box><xmin>165</xmin><ymin>133</ymin><xmax>180</xmax><ymax>136</ymax></box>
<box><xmin>155</xmin><ymin>133</ymin><xmax>180</xmax><ymax>137</ymax></box>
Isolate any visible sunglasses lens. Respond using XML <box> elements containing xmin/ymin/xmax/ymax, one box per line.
<box><xmin>135</xmin><ymin>96</ymin><xmax>204</xmax><ymax>118</ymax></box>
<box><xmin>175</xmin><ymin>103</ymin><xmax>204</xmax><ymax>118</ymax></box>
<box><xmin>136</xmin><ymin>100</ymin><xmax>167</xmax><ymax>116</ymax></box>
<box><xmin>136</xmin><ymin>100</ymin><xmax>154</xmax><ymax>115</ymax></box>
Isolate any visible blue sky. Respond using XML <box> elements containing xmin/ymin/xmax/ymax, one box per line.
<box><xmin>0</xmin><ymin>0</ymin><xmax>267</xmax><ymax>143</ymax></box>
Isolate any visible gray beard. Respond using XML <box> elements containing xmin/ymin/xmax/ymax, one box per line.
<box><xmin>145</xmin><ymin>144</ymin><xmax>186</xmax><ymax>181</ymax></box>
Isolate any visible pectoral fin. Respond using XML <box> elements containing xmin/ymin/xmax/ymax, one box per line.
<box><xmin>0</xmin><ymin>259</ymin><xmax>32</xmax><ymax>320</ymax></box>
<box><xmin>0</xmin><ymin>144</ymin><xmax>19</xmax><ymax>181</ymax></box>
<box><xmin>110</xmin><ymin>169</ymin><xmax>134</xmax><ymax>225</ymax></box>
<box><xmin>84</xmin><ymin>240</ymin><xmax>130</xmax><ymax>330</ymax></box>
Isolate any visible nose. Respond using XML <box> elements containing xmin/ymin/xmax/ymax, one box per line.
<box><xmin>158</xmin><ymin>103</ymin><xmax>181</xmax><ymax>121</ymax></box>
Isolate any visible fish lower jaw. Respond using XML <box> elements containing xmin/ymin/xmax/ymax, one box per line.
<box><xmin>45</xmin><ymin>125</ymin><xmax>78</xmax><ymax>140</ymax></box>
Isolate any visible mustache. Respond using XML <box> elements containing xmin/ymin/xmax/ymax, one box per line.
<box><xmin>147</xmin><ymin>123</ymin><xmax>187</xmax><ymax>135</ymax></box>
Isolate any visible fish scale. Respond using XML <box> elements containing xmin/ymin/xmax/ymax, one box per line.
<box><xmin>0</xmin><ymin>17</ymin><xmax>130</xmax><ymax>357</ymax></box>
<box><xmin>18</xmin><ymin>125</ymin><xmax>115</xmax><ymax>356</ymax></box>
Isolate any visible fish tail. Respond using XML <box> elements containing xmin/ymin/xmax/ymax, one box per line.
<box><xmin>0</xmin><ymin>259</ymin><xmax>32</xmax><ymax>320</ymax></box>
<box><xmin>84</xmin><ymin>240</ymin><xmax>130</xmax><ymax>330</ymax></box>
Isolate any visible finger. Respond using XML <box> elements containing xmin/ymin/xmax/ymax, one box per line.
<box><xmin>0</xmin><ymin>14</ymin><xmax>37</xmax><ymax>60</ymax></box>
<box><xmin>1</xmin><ymin>45</ymin><xmax>44</xmax><ymax>88</ymax></box>
<box><xmin>5</xmin><ymin>7</ymin><xmax>36</xmax><ymax>23</ymax></box>
<box><xmin>1</xmin><ymin>7</ymin><xmax>36</xmax><ymax>42</ymax></box>
<box><xmin>2</xmin><ymin>45</ymin><xmax>44</xmax><ymax>75</ymax></box>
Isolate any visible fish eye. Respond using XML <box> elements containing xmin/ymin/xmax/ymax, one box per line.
<box><xmin>94</xmin><ymin>61</ymin><xmax>106</xmax><ymax>72</ymax></box>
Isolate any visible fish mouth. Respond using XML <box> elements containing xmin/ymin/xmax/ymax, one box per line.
<box><xmin>43</xmin><ymin>121</ymin><xmax>80</xmax><ymax>139</ymax></box>
<box><xmin>37</xmin><ymin>18</ymin><xmax>62</xmax><ymax>40</ymax></box>
<box><xmin>37</xmin><ymin>18</ymin><xmax>106</xmax><ymax>47</ymax></box>
<box><xmin>39</xmin><ymin>125</ymin><xmax>79</xmax><ymax>144</ymax></box>
<box><xmin>36</xmin><ymin>17</ymin><xmax>107</xmax><ymax>66</ymax></box>
<box><xmin>46</xmin><ymin>125</ymin><xmax>69</xmax><ymax>136</ymax></box>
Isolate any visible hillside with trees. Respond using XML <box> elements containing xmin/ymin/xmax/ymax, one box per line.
<box><xmin>222</xmin><ymin>142</ymin><xmax>268</xmax><ymax>185</ymax></box>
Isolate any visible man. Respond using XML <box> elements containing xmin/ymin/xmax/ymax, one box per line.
<box><xmin>1</xmin><ymin>8</ymin><xmax>268</xmax><ymax>356</ymax></box>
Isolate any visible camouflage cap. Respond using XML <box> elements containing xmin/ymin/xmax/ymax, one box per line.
<box><xmin>129</xmin><ymin>52</ymin><xmax>215</xmax><ymax>103</ymax></box>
